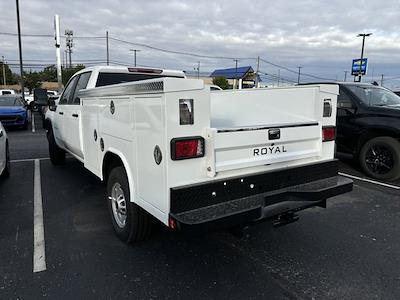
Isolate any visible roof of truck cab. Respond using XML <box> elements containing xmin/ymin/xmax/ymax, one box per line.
<box><xmin>75</xmin><ymin>66</ymin><xmax>186</xmax><ymax>77</ymax></box>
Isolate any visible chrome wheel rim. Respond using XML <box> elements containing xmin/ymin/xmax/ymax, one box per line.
<box><xmin>109</xmin><ymin>183</ymin><xmax>127</xmax><ymax>228</ymax></box>
<box><xmin>365</xmin><ymin>144</ymin><xmax>394</xmax><ymax>175</ymax></box>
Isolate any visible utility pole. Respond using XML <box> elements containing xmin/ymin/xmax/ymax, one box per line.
<box><xmin>297</xmin><ymin>66</ymin><xmax>302</xmax><ymax>84</ymax></box>
<box><xmin>196</xmin><ymin>61</ymin><xmax>200</xmax><ymax>79</ymax></box>
<box><xmin>15</xmin><ymin>0</ymin><xmax>25</xmax><ymax>101</ymax></box>
<box><xmin>65</xmin><ymin>29</ymin><xmax>74</xmax><ymax>68</ymax></box>
<box><xmin>129</xmin><ymin>49</ymin><xmax>140</xmax><ymax>67</ymax></box>
<box><xmin>54</xmin><ymin>15</ymin><xmax>62</xmax><ymax>90</ymax></box>
<box><xmin>2</xmin><ymin>56</ymin><xmax>6</xmax><ymax>87</ymax></box>
<box><xmin>64</xmin><ymin>50</ymin><xmax>67</xmax><ymax>68</ymax></box>
<box><xmin>356</xmin><ymin>33</ymin><xmax>372</xmax><ymax>82</ymax></box>
<box><xmin>380</xmin><ymin>74</ymin><xmax>384</xmax><ymax>86</ymax></box>
<box><xmin>255</xmin><ymin>56</ymin><xmax>260</xmax><ymax>88</ymax></box>
<box><xmin>277</xmin><ymin>69</ymin><xmax>280</xmax><ymax>87</ymax></box>
<box><xmin>233</xmin><ymin>59</ymin><xmax>240</xmax><ymax>89</ymax></box>
<box><xmin>106</xmin><ymin>31</ymin><xmax>109</xmax><ymax>66</ymax></box>
<box><xmin>344</xmin><ymin>70</ymin><xmax>348</xmax><ymax>82</ymax></box>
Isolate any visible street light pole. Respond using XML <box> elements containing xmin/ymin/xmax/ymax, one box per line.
<box><xmin>357</xmin><ymin>33</ymin><xmax>372</xmax><ymax>82</ymax></box>
<box><xmin>106</xmin><ymin>31</ymin><xmax>109</xmax><ymax>66</ymax></box>
<box><xmin>344</xmin><ymin>70</ymin><xmax>348</xmax><ymax>82</ymax></box>
<box><xmin>15</xmin><ymin>0</ymin><xmax>25</xmax><ymax>101</ymax></box>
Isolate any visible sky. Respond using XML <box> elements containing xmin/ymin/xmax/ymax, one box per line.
<box><xmin>1</xmin><ymin>0</ymin><xmax>400</xmax><ymax>87</ymax></box>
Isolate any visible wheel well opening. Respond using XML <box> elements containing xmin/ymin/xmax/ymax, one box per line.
<box><xmin>102</xmin><ymin>152</ymin><xmax>124</xmax><ymax>182</ymax></box>
<box><xmin>357</xmin><ymin>129</ymin><xmax>400</xmax><ymax>154</ymax></box>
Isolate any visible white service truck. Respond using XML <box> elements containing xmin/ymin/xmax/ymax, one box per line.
<box><xmin>45</xmin><ymin>66</ymin><xmax>353</xmax><ymax>243</ymax></box>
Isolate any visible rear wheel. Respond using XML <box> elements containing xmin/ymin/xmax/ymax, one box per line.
<box><xmin>47</xmin><ymin>127</ymin><xmax>65</xmax><ymax>165</ymax></box>
<box><xmin>107</xmin><ymin>166</ymin><xmax>152</xmax><ymax>243</ymax></box>
<box><xmin>359</xmin><ymin>136</ymin><xmax>400</xmax><ymax>181</ymax></box>
<box><xmin>1</xmin><ymin>142</ymin><xmax>10</xmax><ymax>178</ymax></box>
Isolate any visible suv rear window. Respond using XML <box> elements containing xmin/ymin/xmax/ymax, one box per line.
<box><xmin>95</xmin><ymin>72</ymin><xmax>183</xmax><ymax>87</ymax></box>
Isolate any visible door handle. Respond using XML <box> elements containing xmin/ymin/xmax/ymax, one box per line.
<box><xmin>72</xmin><ymin>114</ymin><xmax>79</xmax><ymax>118</ymax></box>
<box><xmin>59</xmin><ymin>111</ymin><xmax>64</xmax><ymax>115</ymax></box>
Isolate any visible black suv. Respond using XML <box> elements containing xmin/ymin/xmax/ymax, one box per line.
<box><xmin>336</xmin><ymin>83</ymin><xmax>400</xmax><ymax>180</ymax></box>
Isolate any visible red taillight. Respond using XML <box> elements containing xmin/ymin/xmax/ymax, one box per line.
<box><xmin>171</xmin><ymin>137</ymin><xmax>205</xmax><ymax>160</ymax></box>
<box><xmin>322</xmin><ymin>126</ymin><xmax>336</xmax><ymax>142</ymax></box>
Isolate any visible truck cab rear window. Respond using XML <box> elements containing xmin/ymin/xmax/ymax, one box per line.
<box><xmin>95</xmin><ymin>72</ymin><xmax>183</xmax><ymax>87</ymax></box>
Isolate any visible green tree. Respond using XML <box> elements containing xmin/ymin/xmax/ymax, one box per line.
<box><xmin>212</xmin><ymin>76</ymin><xmax>229</xmax><ymax>90</ymax></box>
<box><xmin>40</xmin><ymin>65</ymin><xmax>57</xmax><ymax>82</ymax></box>
<box><xmin>24</xmin><ymin>71</ymin><xmax>42</xmax><ymax>93</ymax></box>
<box><xmin>62</xmin><ymin>64</ymin><xmax>85</xmax><ymax>85</ymax></box>
<box><xmin>0</xmin><ymin>62</ymin><xmax>18</xmax><ymax>85</ymax></box>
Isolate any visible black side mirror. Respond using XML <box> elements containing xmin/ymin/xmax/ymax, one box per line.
<box><xmin>48</xmin><ymin>98</ymin><xmax>57</xmax><ymax>111</ymax></box>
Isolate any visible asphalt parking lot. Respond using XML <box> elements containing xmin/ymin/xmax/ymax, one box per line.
<box><xmin>1</xmin><ymin>114</ymin><xmax>400</xmax><ymax>299</ymax></box>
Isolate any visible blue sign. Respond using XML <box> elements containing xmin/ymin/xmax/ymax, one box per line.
<box><xmin>352</xmin><ymin>58</ymin><xmax>368</xmax><ymax>76</ymax></box>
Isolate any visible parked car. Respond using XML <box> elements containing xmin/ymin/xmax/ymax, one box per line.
<box><xmin>47</xmin><ymin>90</ymin><xmax>58</xmax><ymax>97</ymax></box>
<box><xmin>0</xmin><ymin>95</ymin><xmax>29</xmax><ymax>129</ymax></box>
<box><xmin>0</xmin><ymin>122</ymin><xmax>10</xmax><ymax>178</ymax></box>
<box><xmin>0</xmin><ymin>89</ymin><xmax>15</xmax><ymax>95</ymax></box>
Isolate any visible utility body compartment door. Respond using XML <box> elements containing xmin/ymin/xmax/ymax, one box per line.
<box><xmin>134</xmin><ymin>95</ymin><xmax>167</xmax><ymax>213</ymax></box>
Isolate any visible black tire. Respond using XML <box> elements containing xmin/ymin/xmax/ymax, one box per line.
<box><xmin>359</xmin><ymin>136</ymin><xmax>400</xmax><ymax>181</ymax></box>
<box><xmin>107</xmin><ymin>166</ymin><xmax>152</xmax><ymax>243</ymax></box>
<box><xmin>1</xmin><ymin>142</ymin><xmax>10</xmax><ymax>178</ymax></box>
<box><xmin>47</xmin><ymin>127</ymin><xmax>65</xmax><ymax>165</ymax></box>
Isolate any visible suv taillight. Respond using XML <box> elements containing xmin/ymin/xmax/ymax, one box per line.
<box><xmin>171</xmin><ymin>137</ymin><xmax>205</xmax><ymax>160</ymax></box>
<box><xmin>322</xmin><ymin>126</ymin><xmax>336</xmax><ymax>142</ymax></box>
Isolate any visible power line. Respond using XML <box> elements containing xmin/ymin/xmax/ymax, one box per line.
<box><xmin>0</xmin><ymin>31</ymin><xmax>104</xmax><ymax>39</ymax></box>
<box><xmin>0</xmin><ymin>31</ymin><xmax>362</xmax><ymax>81</ymax></box>
<box><xmin>108</xmin><ymin>36</ymin><xmax>254</xmax><ymax>60</ymax></box>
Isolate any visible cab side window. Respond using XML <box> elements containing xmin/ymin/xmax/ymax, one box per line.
<box><xmin>59</xmin><ymin>76</ymin><xmax>78</xmax><ymax>105</ymax></box>
<box><xmin>71</xmin><ymin>72</ymin><xmax>91</xmax><ymax>105</ymax></box>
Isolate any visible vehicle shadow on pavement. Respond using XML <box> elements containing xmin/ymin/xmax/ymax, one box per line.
<box><xmin>35</xmin><ymin>159</ymin><xmax>291</xmax><ymax>299</ymax></box>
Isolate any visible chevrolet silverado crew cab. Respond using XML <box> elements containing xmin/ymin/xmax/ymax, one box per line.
<box><xmin>45</xmin><ymin>66</ymin><xmax>353</xmax><ymax>243</ymax></box>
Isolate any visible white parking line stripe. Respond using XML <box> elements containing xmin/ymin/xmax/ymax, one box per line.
<box><xmin>339</xmin><ymin>172</ymin><xmax>400</xmax><ymax>190</ymax></box>
<box><xmin>31</xmin><ymin>113</ymin><xmax>35</xmax><ymax>133</ymax></box>
<box><xmin>33</xmin><ymin>159</ymin><xmax>46</xmax><ymax>273</ymax></box>
<box><xmin>11</xmin><ymin>157</ymin><xmax>50</xmax><ymax>163</ymax></box>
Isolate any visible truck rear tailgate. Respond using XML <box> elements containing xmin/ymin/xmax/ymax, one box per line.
<box><xmin>211</xmin><ymin>122</ymin><xmax>321</xmax><ymax>172</ymax></box>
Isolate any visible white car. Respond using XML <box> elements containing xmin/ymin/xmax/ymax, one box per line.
<box><xmin>0</xmin><ymin>122</ymin><xmax>10</xmax><ymax>178</ymax></box>
<box><xmin>0</xmin><ymin>89</ymin><xmax>15</xmax><ymax>95</ymax></box>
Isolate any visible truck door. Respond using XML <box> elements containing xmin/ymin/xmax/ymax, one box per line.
<box><xmin>54</xmin><ymin>75</ymin><xmax>79</xmax><ymax>148</ymax></box>
<box><xmin>63</xmin><ymin>72</ymin><xmax>91</xmax><ymax>159</ymax></box>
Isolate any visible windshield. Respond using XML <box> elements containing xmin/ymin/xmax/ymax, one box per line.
<box><xmin>347</xmin><ymin>85</ymin><xmax>400</xmax><ymax>107</ymax></box>
<box><xmin>0</xmin><ymin>96</ymin><xmax>24</xmax><ymax>106</ymax></box>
